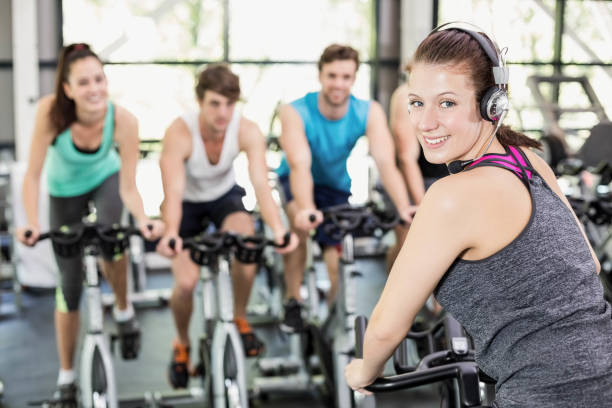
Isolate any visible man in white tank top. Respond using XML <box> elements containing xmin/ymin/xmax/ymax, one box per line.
<box><xmin>156</xmin><ymin>64</ymin><xmax>298</xmax><ymax>389</ymax></box>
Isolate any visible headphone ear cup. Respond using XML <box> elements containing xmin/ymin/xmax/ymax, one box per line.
<box><xmin>479</xmin><ymin>86</ymin><xmax>500</xmax><ymax>122</ymax></box>
<box><xmin>480</xmin><ymin>87</ymin><xmax>509</xmax><ymax>122</ymax></box>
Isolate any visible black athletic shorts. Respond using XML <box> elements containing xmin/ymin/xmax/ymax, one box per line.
<box><xmin>178</xmin><ymin>184</ymin><xmax>247</xmax><ymax>238</ymax></box>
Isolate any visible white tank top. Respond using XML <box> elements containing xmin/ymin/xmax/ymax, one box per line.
<box><xmin>181</xmin><ymin>109</ymin><xmax>241</xmax><ymax>202</ymax></box>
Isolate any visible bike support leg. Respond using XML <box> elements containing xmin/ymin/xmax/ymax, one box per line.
<box><xmin>80</xmin><ymin>335</ymin><xmax>118</xmax><ymax>408</ymax></box>
<box><xmin>211</xmin><ymin>323</ymin><xmax>249</xmax><ymax>408</ymax></box>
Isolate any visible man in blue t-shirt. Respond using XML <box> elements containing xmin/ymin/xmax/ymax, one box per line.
<box><xmin>277</xmin><ymin>44</ymin><xmax>415</xmax><ymax>332</ymax></box>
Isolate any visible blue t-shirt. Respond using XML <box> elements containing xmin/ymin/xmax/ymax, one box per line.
<box><xmin>276</xmin><ymin>92</ymin><xmax>370</xmax><ymax>193</ymax></box>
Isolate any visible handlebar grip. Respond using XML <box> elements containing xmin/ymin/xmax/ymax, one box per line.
<box><xmin>146</xmin><ymin>224</ymin><xmax>153</xmax><ymax>231</ymax></box>
<box><xmin>25</xmin><ymin>229</ymin><xmax>50</xmax><ymax>242</ymax></box>
<box><xmin>281</xmin><ymin>232</ymin><xmax>290</xmax><ymax>247</ymax></box>
<box><xmin>38</xmin><ymin>232</ymin><xmax>51</xmax><ymax>241</ymax></box>
<box><xmin>308</xmin><ymin>213</ymin><xmax>316</xmax><ymax>223</ymax></box>
<box><xmin>168</xmin><ymin>238</ymin><xmax>176</xmax><ymax>250</ymax></box>
<box><xmin>354</xmin><ymin>315</ymin><xmax>368</xmax><ymax>359</ymax></box>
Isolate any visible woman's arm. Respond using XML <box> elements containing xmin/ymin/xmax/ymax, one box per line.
<box><xmin>346</xmin><ymin>177</ymin><xmax>475</xmax><ymax>388</ymax></box>
<box><xmin>367</xmin><ymin>101</ymin><xmax>416</xmax><ymax>223</ymax></box>
<box><xmin>18</xmin><ymin>95</ymin><xmax>56</xmax><ymax>245</ymax></box>
<box><xmin>114</xmin><ymin>105</ymin><xmax>163</xmax><ymax>239</ymax></box>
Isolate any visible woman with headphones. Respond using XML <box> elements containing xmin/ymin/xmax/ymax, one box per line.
<box><xmin>345</xmin><ymin>24</ymin><xmax>612</xmax><ymax>407</ymax></box>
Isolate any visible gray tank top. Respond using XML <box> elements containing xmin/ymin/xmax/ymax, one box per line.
<box><xmin>434</xmin><ymin>145</ymin><xmax>612</xmax><ymax>408</ymax></box>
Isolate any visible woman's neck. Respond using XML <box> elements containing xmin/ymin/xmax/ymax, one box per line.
<box><xmin>75</xmin><ymin>103</ymin><xmax>106</xmax><ymax>127</ymax></box>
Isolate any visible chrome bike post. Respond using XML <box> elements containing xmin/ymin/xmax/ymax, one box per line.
<box><xmin>81</xmin><ymin>251</ymin><xmax>118</xmax><ymax>408</ymax></box>
<box><xmin>211</xmin><ymin>255</ymin><xmax>249</xmax><ymax>408</ymax></box>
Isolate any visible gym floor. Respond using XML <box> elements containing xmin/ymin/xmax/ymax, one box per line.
<box><xmin>0</xmin><ymin>256</ymin><xmax>442</xmax><ymax>408</ymax></box>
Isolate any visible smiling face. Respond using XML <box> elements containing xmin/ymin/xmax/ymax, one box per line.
<box><xmin>318</xmin><ymin>59</ymin><xmax>357</xmax><ymax>107</ymax></box>
<box><xmin>407</xmin><ymin>62</ymin><xmax>492</xmax><ymax>165</ymax></box>
<box><xmin>62</xmin><ymin>56</ymin><xmax>108</xmax><ymax>113</ymax></box>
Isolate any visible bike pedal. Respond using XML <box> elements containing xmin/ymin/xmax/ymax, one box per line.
<box><xmin>109</xmin><ymin>333</ymin><xmax>119</xmax><ymax>355</ymax></box>
<box><xmin>120</xmin><ymin>331</ymin><xmax>141</xmax><ymax>360</ymax></box>
<box><xmin>191</xmin><ymin>361</ymin><xmax>204</xmax><ymax>377</ymax></box>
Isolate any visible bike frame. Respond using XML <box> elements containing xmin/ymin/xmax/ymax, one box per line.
<box><xmin>80</xmin><ymin>246</ymin><xmax>118</xmax><ymax>408</ymax></box>
<box><xmin>199</xmin><ymin>254</ymin><xmax>249</xmax><ymax>408</ymax></box>
<box><xmin>331</xmin><ymin>233</ymin><xmax>376</xmax><ymax>407</ymax></box>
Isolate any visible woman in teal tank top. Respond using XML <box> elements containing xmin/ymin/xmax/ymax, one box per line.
<box><xmin>15</xmin><ymin>43</ymin><xmax>163</xmax><ymax>404</ymax></box>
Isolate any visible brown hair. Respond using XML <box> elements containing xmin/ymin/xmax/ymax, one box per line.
<box><xmin>50</xmin><ymin>43</ymin><xmax>103</xmax><ymax>134</ymax></box>
<box><xmin>412</xmin><ymin>29</ymin><xmax>540</xmax><ymax>149</ymax></box>
<box><xmin>318</xmin><ymin>44</ymin><xmax>360</xmax><ymax>71</ymax></box>
<box><xmin>195</xmin><ymin>64</ymin><xmax>240</xmax><ymax>102</ymax></box>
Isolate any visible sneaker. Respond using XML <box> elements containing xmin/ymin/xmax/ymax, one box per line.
<box><xmin>281</xmin><ymin>298</ymin><xmax>305</xmax><ymax>333</ymax></box>
<box><xmin>235</xmin><ymin>317</ymin><xmax>265</xmax><ymax>357</ymax></box>
<box><xmin>168</xmin><ymin>339</ymin><xmax>191</xmax><ymax>389</ymax></box>
<box><xmin>116</xmin><ymin>316</ymin><xmax>141</xmax><ymax>360</ymax></box>
<box><xmin>50</xmin><ymin>382</ymin><xmax>77</xmax><ymax>408</ymax></box>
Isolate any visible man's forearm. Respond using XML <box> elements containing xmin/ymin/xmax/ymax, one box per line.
<box><xmin>255</xmin><ymin>184</ymin><xmax>286</xmax><ymax>235</ymax></box>
<box><xmin>289</xmin><ymin>167</ymin><xmax>315</xmax><ymax>210</ymax></box>
<box><xmin>162</xmin><ymin>195</ymin><xmax>183</xmax><ymax>235</ymax></box>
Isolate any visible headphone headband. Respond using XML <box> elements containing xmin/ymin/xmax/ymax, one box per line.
<box><xmin>430</xmin><ymin>21</ymin><xmax>509</xmax><ymax>86</ymax></box>
<box><xmin>427</xmin><ymin>21</ymin><xmax>510</xmax><ymax>123</ymax></box>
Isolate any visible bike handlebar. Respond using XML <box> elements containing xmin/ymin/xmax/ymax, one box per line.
<box><xmin>28</xmin><ymin>223</ymin><xmax>143</xmax><ymax>258</ymax></box>
<box><xmin>169</xmin><ymin>231</ymin><xmax>290</xmax><ymax>266</ymax></box>
<box><xmin>353</xmin><ymin>315</ymin><xmax>485</xmax><ymax>406</ymax></box>
<box><xmin>307</xmin><ymin>202</ymin><xmax>405</xmax><ymax>238</ymax></box>
<box><xmin>568</xmin><ymin>196</ymin><xmax>612</xmax><ymax>225</ymax></box>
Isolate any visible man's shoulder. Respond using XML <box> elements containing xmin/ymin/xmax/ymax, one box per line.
<box><xmin>291</xmin><ymin>91</ymin><xmax>316</xmax><ymax>105</ymax></box>
<box><xmin>165</xmin><ymin>115</ymin><xmax>193</xmax><ymax>141</ymax></box>
<box><xmin>284</xmin><ymin>94</ymin><xmax>314</xmax><ymax>123</ymax></box>
<box><xmin>349</xmin><ymin>93</ymin><xmax>372</xmax><ymax>108</ymax></box>
<box><xmin>349</xmin><ymin>94</ymin><xmax>372</xmax><ymax>126</ymax></box>
<box><xmin>237</xmin><ymin>116</ymin><xmax>260</xmax><ymax>137</ymax></box>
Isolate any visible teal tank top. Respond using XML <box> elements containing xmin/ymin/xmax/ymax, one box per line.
<box><xmin>276</xmin><ymin>92</ymin><xmax>370</xmax><ymax>193</ymax></box>
<box><xmin>45</xmin><ymin>102</ymin><xmax>121</xmax><ymax>197</ymax></box>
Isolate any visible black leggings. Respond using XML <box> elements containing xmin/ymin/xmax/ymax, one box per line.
<box><xmin>49</xmin><ymin>172</ymin><xmax>124</xmax><ymax>312</ymax></box>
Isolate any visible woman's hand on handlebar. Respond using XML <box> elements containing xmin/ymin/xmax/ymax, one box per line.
<box><xmin>273</xmin><ymin>230</ymin><xmax>299</xmax><ymax>254</ymax></box>
<box><xmin>137</xmin><ymin>218</ymin><xmax>164</xmax><ymax>240</ymax></box>
<box><xmin>295</xmin><ymin>208</ymin><xmax>323</xmax><ymax>231</ymax></box>
<box><xmin>16</xmin><ymin>226</ymin><xmax>40</xmax><ymax>246</ymax></box>
<box><xmin>156</xmin><ymin>234</ymin><xmax>182</xmax><ymax>257</ymax></box>
<box><xmin>344</xmin><ymin>359</ymin><xmax>376</xmax><ymax>396</ymax></box>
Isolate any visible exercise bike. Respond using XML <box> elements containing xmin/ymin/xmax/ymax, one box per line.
<box><xmin>305</xmin><ymin>202</ymin><xmax>403</xmax><ymax>407</ymax></box>
<box><xmin>28</xmin><ymin>221</ymin><xmax>143</xmax><ymax>408</ymax></box>
<box><xmin>354</xmin><ymin>314</ymin><xmax>496</xmax><ymax>408</ymax></box>
<box><xmin>169</xmin><ymin>230</ymin><xmax>289</xmax><ymax>408</ymax></box>
<box><xmin>557</xmin><ymin>159</ymin><xmax>612</xmax><ymax>303</ymax></box>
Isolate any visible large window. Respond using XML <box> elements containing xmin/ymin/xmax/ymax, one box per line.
<box><xmin>62</xmin><ymin>0</ymin><xmax>377</xmax><ymax>209</ymax></box>
<box><xmin>62</xmin><ymin>0</ymin><xmax>376</xmax><ymax>141</ymax></box>
<box><xmin>438</xmin><ymin>0</ymin><xmax>612</xmax><ymax>152</ymax></box>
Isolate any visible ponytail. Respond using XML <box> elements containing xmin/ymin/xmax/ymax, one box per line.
<box><xmin>497</xmin><ymin>125</ymin><xmax>541</xmax><ymax>149</ymax></box>
<box><xmin>49</xmin><ymin>43</ymin><xmax>101</xmax><ymax>135</ymax></box>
